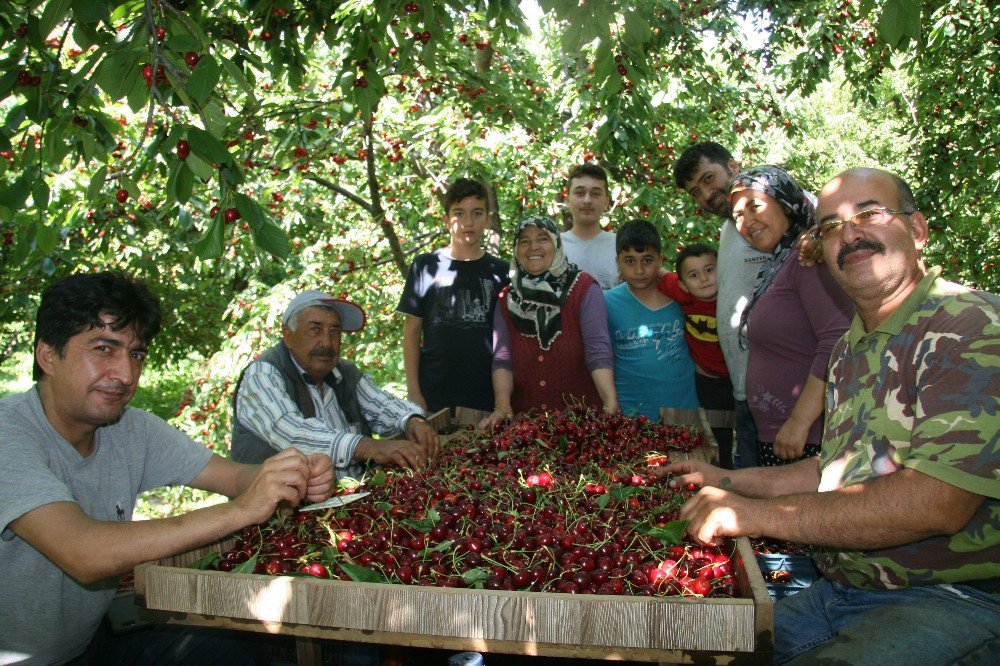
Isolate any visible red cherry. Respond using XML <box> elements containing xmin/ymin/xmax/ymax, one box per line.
<box><xmin>176</xmin><ymin>140</ymin><xmax>190</xmax><ymax>159</ymax></box>
<box><xmin>209</xmin><ymin>205</ymin><xmax>220</xmax><ymax>217</ymax></box>
<box><xmin>224</xmin><ymin>207</ymin><xmax>240</xmax><ymax>223</ymax></box>
<box><xmin>155</xmin><ymin>27</ymin><xmax>165</xmax><ymax>41</ymax></box>
<box><xmin>115</xmin><ymin>189</ymin><xmax>128</xmax><ymax>203</ymax></box>
<box><xmin>185</xmin><ymin>51</ymin><xmax>200</xmax><ymax>69</ymax></box>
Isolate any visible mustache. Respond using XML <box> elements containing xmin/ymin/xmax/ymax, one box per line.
<box><xmin>310</xmin><ymin>347</ymin><xmax>337</xmax><ymax>358</ymax></box>
<box><xmin>837</xmin><ymin>238</ymin><xmax>886</xmax><ymax>269</ymax></box>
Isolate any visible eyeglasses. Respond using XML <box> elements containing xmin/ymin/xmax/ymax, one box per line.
<box><xmin>809</xmin><ymin>207</ymin><xmax>912</xmax><ymax>241</ymax></box>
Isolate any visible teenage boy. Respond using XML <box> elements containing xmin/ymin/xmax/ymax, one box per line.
<box><xmin>605</xmin><ymin>220</ymin><xmax>698</xmax><ymax>420</ymax></box>
<box><xmin>561</xmin><ymin>163</ymin><xmax>620</xmax><ymax>290</ymax></box>
<box><xmin>397</xmin><ymin>178</ymin><xmax>510</xmax><ymax>414</ymax></box>
<box><xmin>673</xmin><ymin>142</ymin><xmax>765</xmax><ymax>467</ymax></box>
<box><xmin>658</xmin><ymin>243</ymin><xmax>735</xmax><ymax>468</ymax></box>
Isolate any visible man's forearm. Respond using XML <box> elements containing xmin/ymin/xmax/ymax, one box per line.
<box><xmin>11</xmin><ymin>501</ymin><xmax>254</xmax><ymax>585</ymax></box>
<box><xmin>744</xmin><ymin>468</ymin><xmax>983</xmax><ymax>549</ymax></box>
<box><xmin>726</xmin><ymin>457</ymin><xmax>820</xmax><ymax>498</ymax></box>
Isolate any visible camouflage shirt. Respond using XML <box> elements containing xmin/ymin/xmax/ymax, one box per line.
<box><xmin>814</xmin><ymin>267</ymin><xmax>1000</xmax><ymax>590</ymax></box>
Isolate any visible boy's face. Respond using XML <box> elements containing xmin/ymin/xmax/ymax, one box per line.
<box><xmin>445</xmin><ymin>196</ymin><xmax>490</xmax><ymax>248</ymax></box>
<box><xmin>617</xmin><ymin>246</ymin><xmax>662</xmax><ymax>291</ymax></box>
<box><xmin>678</xmin><ymin>253</ymin><xmax>718</xmax><ymax>300</ymax></box>
<box><xmin>566</xmin><ymin>176</ymin><xmax>610</xmax><ymax>227</ymax></box>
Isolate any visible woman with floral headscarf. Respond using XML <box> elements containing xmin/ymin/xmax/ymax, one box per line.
<box><xmin>728</xmin><ymin>166</ymin><xmax>853</xmax><ymax>466</ymax></box>
<box><xmin>480</xmin><ymin>215</ymin><xmax>617</xmax><ymax>428</ymax></box>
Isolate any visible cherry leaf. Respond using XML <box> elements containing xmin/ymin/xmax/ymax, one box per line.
<box><xmin>187</xmin><ymin>551</ymin><xmax>221</xmax><ymax>570</ymax></box>
<box><xmin>233</xmin><ymin>554</ymin><xmax>258</xmax><ymax>574</ymax></box>
<box><xmin>339</xmin><ymin>562</ymin><xmax>386</xmax><ymax>584</ymax></box>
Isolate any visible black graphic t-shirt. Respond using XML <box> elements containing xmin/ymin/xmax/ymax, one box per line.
<box><xmin>397</xmin><ymin>249</ymin><xmax>510</xmax><ymax>411</ymax></box>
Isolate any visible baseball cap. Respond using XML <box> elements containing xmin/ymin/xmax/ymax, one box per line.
<box><xmin>282</xmin><ymin>290</ymin><xmax>366</xmax><ymax>332</ymax></box>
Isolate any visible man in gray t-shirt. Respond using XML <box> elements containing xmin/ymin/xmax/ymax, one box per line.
<box><xmin>673</xmin><ymin>142</ymin><xmax>768</xmax><ymax>468</ymax></box>
<box><xmin>0</xmin><ymin>272</ymin><xmax>334</xmax><ymax>666</ymax></box>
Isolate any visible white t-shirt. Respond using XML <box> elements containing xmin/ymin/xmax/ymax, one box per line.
<box><xmin>716</xmin><ymin>221</ymin><xmax>769</xmax><ymax>401</ymax></box>
<box><xmin>561</xmin><ymin>229</ymin><xmax>620</xmax><ymax>290</ymax></box>
<box><xmin>0</xmin><ymin>387</ymin><xmax>213</xmax><ymax>665</ymax></box>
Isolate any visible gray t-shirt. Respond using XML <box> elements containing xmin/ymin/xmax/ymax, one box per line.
<box><xmin>716</xmin><ymin>221</ymin><xmax>769</xmax><ymax>401</ymax></box>
<box><xmin>0</xmin><ymin>387</ymin><xmax>213</xmax><ymax>666</ymax></box>
<box><xmin>561</xmin><ymin>229</ymin><xmax>620</xmax><ymax>290</ymax></box>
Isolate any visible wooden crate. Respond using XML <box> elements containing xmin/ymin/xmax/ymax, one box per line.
<box><xmin>136</xmin><ymin>537</ymin><xmax>769</xmax><ymax>662</ymax></box>
<box><xmin>135</xmin><ymin>409</ymin><xmax>771</xmax><ymax>663</ymax></box>
<box><xmin>661</xmin><ymin>407</ymin><xmax>720</xmax><ymax>466</ymax></box>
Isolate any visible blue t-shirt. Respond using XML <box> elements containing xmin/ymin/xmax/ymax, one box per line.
<box><xmin>605</xmin><ymin>284</ymin><xmax>699</xmax><ymax>419</ymax></box>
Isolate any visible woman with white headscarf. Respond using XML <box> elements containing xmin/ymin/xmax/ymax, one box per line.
<box><xmin>481</xmin><ymin>215</ymin><xmax>617</xmax><ymax>428</ymax></box>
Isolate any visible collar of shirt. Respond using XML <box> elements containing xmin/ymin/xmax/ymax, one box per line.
<box><xmin>846</xmin><ymin>265</ymin><xmax>942</xmax><ymax>348</ymax></box>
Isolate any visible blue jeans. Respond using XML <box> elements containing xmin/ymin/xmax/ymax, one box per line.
<box><xmin>775</xmin><ymin>578</ymin><xmax>1000</xmax><ymax>665</ymax></box>
<box><xmin>734</xmin><ymin>399</ymin><xmax>758</xmax><ymax>468</ymax></box>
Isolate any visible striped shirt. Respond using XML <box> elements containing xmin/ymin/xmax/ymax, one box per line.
<box><xmin>236</xmin><ymin>357</ymin><xmax>424</xmax><ymax>479</ymax></box>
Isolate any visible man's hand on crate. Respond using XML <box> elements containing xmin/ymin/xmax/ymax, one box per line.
<box><xmin>678</xmin><ymin>485</ymin><xmax>761</xmax><ymax>547</ymax></box>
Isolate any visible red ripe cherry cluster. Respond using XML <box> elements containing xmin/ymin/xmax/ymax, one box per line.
<box><xmin>214</xmin><ymin>407</ymin><xmax>738</xmax><ymax>598</ymax></box>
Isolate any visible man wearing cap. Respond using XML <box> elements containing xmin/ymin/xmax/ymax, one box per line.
<box><xmin>232</xmin><ymin>290</ymin><xmax>440</xmax><ymax>478</ymax></box>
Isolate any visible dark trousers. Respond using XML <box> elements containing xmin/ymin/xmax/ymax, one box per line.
<box><xmin>695</xmin><ymin>373</ymin><xmax>735</xmax><ymax>469</ymax></box>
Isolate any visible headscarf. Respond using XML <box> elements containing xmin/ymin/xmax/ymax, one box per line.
<box><xmin>506</xmin><ymin>215</ymin><xmax>582</xmax><ymax>350</ymax></box>
<box><xmin>729</xmin><ymin>165</ymin><xmax>816</xmax><ymax>350</ymax></box>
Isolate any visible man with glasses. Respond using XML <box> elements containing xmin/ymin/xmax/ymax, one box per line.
<box><xmin>656</xmin><ymin>168</ymin><xmax>999</xmax><ymax>664</ymax></box>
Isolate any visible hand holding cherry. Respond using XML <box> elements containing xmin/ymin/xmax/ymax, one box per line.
<box><xmin>304</xmin><ymin>453</ymin><xmax>334</xmax><ymax>503</ymax></box>
<box><xmin>234</xmin><ymin>448</ymin><xmax>314</xmax><ymax>525</ymax></box>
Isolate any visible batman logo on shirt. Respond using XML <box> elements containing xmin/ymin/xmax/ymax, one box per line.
<box><xmin>685</xmin><ymin>314</ymin><xmax>718</xmax><ymax>342</ymax></box>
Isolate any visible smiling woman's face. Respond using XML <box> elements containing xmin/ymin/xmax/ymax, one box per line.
<box><xmin>516</xmin><ymin>225</ymin><xmax>556</xmax><ymax>275</ymax></box>
<box><xmin>731</xmin><ymin>190</ymin><xmax>791</xmax><ymax>253</ymax></box>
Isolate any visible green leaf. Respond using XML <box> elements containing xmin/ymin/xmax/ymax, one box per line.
<box><xmin>199</xmin><ymin>97</ymin><xmax>229</xmax><ymax>143</ymax></box>
<box><xmin>32</xmin><ymin>178</ymin><xmax>50</xmax><ymax>211</ymax></box>
<box><xmin>192</xmin><ymin>213</ymin><xmax>225</xmax><ymax>259</ymax></box>
<box><xmin>402</xmin><ymin>508</ymin><xmax>440</xmax><ymax>534</ymax></box>
<box><xmin>187</xmin><ymin>551</ymin><xmax>222</xmax><ymax>570</ymax></box>
<box><xmin>35</xmin><ymin>224</ymin><xmax>59</xmax><ymax>254</ymax></box>
<box><xmin>40</xmin><ymin>0</ymin><xmax>73</xmax><ymax>39</ymax></box>
<box><xmin>185</xmin><ymin>153</ymin><xmax>215</xmax><ymax>182</ymax></box>
<box><xmin>166</xmin><ymin>35</ymin><xmax>201</xmax><ymax>53</ymax></box>
<box><xmin>187</xmin><ymin>55</ymin><xmax>221</xmax><ymax>105</ymax></box>
<box><xmin>186</xmin><ymin>126</ymin><xmax>231</xmax><ymax>166</ymax></box>
<box><xmin>428</xmin><ymin>539</ymin><xmax>454</xmax><ymax>553</ymax></box>
<box><xmin>86</xmin><ymin>167</ymin><xmax>107</xmax><ymax>200</ymax></box>
<box><xmin>595</xmin><ymin>493</ymin><xmax>613</xmax><ymax>510</ymax></box>
<box><xmin>220</xmin><ymin>56</ymin><xmax>257</xmax><ymax>99</ymax></box>
<box><xmin>233</xmin><ymin>554</ymin><xmax>258</xmax><ymax>574</ymax></box>
<box><xmin>339</xmin><ymin>562</ymin><xmax>387</xmax><ymax>583</ymax></box>
<box><xmin>368</xmin><ymin>470</ymin><xmax>388</xmax><ymax>487</ymax></box>
<box><xmin>643</xmin><ymin>520</ymin><xmax>689</xmax><ymax>546</ymax></box>
<box><xmin>175</xmin><ymin>162</ymin><xmax>194</xmax><ymax>204</ymax></box>
<box><xmin>622</xmin><ymin>12</ymin><xmax>652</xmax><ymax>50</ymax></box>
<box><xmin>462</xmin><ymin>568</ymin><xmax>489</xmax><ymax>588</ymax></box>
<box><xmin>0</xmin><ymin>165</ymin><xmax>40</xmax><ymax>212</ymax></box>
<box><xmin>321</xmin><ymin>546</ymin><xmax>338</xmax><ymax>562</ymax></box>
<box><xmin>251</xmin><ymin>219</ymin><xmax>290</xmax><ymax>260</ymax></box>
<box><xmin>375</xmin><ymin>501</ymin><xmax>393</xmax><ymax>513</ymax></box>
<box><xmin>879</xmin><ymin>0</ymin><xmax>921</xmax><ymax>47</ymax></box>
<box><xmin>72</xmin><ymin>0</ymin><xmax>110</xmax><ymax>24</ymax></box>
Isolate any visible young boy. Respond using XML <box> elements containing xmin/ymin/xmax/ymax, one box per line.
<box><xmin>605</xmin><ymin>220</ymin><xmax>698</xmax><ymax>421</ymax></box>
<box><xmin>397</xmin><ymin>178</ymin><xmax>510</xmax><ymax>414</ymax></box>
<box><xmin>560</xmin><ymin>163</ymin><xmax>620</xmax><ymax>290</ymax></box>
<box><xmin>657</xmin><ymin>243</ymin><xmax>735</xmax><ymax>468</ymax></box>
